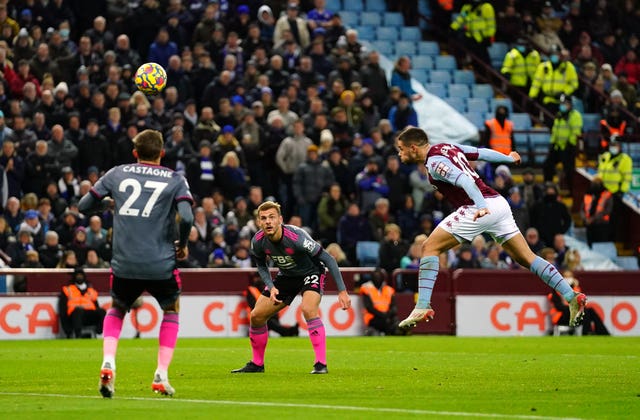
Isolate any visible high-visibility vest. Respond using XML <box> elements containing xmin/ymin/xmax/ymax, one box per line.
<box><xmin>547</xmin><ymin>293</ymin><xmax>563</xmax><ymax>325</ymax></box>
<box><xmin>529</xmin><ymin>61</ymin><xmax>579</xmax><ymax>104</ymax></box>
<box><xmin>599</xmin><ymin>119</ymin><xmax>626</xmax><ymax>149</ymax></box>
<box><xmin>450</xmin><ymin>3</ymin><xmax>496</xmax><ymax>43</ymax></box>
<box><xmin>582</xmin><ymin>191</ymin><xmax>612</xmax><ymax>224</ymax></box>
<box><xmin>62</xmin><ymin>284</ymin><xmax>98</xmax><ymax>315</ymax></box>
<box><xmin>360</xmin><ymin>283</ymin><xmax>395</xmax><ymax>325</ymax></box>
<box><xmin>550</xmin><ymin>109</ymin><xmax>583</xmax><ymax>150</ymax></box>
<box><xmin>438</xmin><ymin>0</ymin><xmax>454</xmax><ymax>11</ymax></box>
<box><xmin>501</xmin><ymin>48</ymin><xmax>541</xmax><ymax>87</ymax></box>
<box><xmin>486</xmin><ymin>118</ymin><xmax>513</xmax><ymax>155</ymax></box>
<box><xmin>597</xmin><ymin>152</ymin><xmax>633</xmax><ymax>193</ymax></box>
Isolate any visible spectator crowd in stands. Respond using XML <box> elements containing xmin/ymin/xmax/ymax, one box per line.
<box><xmin>0</xmin><ymin>0</ymin><xmax>625</xmax><ymax>283</ymax></box>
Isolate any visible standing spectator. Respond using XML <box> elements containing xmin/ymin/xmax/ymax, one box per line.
<box><xmin>38</xmin><ymin>230</ymin><xmax>65</xmax><ymax>268</ymax></box>
<box><xmin>481</xmin><ymin>105</ymin><xmax>514</xmax><ymax>156</ymax></box>
<box><xmin>148</xmin><ymin>27</ymin><xmax>178</xmax><ymax>69</ymax></box>
<box><xmin>530</xmin><ymin>183</ymin><xmax>572</xmax><ymax>246</ymax></box>
<box><xmin>359</xmin><ymin>51</ymin><xmax>389</xmax><ymax>107</ymax></box>
<box><xmin>24</xmin><ymin>140</ymin><xmax>58</xmax><ymax>196</ymax></box>
<box><xmin>388</xmin><ymin>93</ymin><xmax>418</xmax><ymax>132</ymax></box>
<box><xmin>450</xmin><ymin>0</ymin><xmax>496</xmax><ymax>65</ymax></box>
<box><xmin>378</xmin><ymin>224</ymin><xmax>409</xmax><ymax>275</ymax></box>
<box><xmin>355</xmin><ymin>158</ymin><xmax>389</xmax><ymax>213</ymax></box>
<box><xmin>529</xmin><ymin>47</ymin><xmax>579</xmax><ymax>116</ymax></box>
<box><xmin>597</xmin><ymin>138</ymin><xmax>633</xmax><ymax>242</ymax></box>
<box><xmin>369</xmin><ymin>198</ymin><xmax>394</xmax><ymax>242</ymax></box>
<box><xmin>337</xmin><ymin>202</ymin><xmax>372</xmax><ymax>264</ymax></box>
<box><xmin>9</xmin><ymin>115</ymin><xmax>37</xmax><ymax>157</ymax></box>
<box><xmin>78</xmin><ymin>120</ymin><xmax>111</xmax><ymax>175</ymax></box>
<box><xmin>217</xmin><ymin>151</ymin><xmax>249</xmax><ymax>200</ymax></box>
<box><xmin>292</xmin><ymin>144</ymin><xmax>334</xmax><ymax>230</ymax></box>
<box><xmin>275</xmin><ymin>119</ymin><xmax>312</xmax><ymax>218</ymax></box>
<box><xmin>186</xmin><ymin>140</ymin><xmax>215</xmax><ymax>202</ymax></box>
<box><xmin>0</xmin><ymin>141</ymin><xmax>24</xmax><ymax>199</ymax></box>
<box><xmin>501</xmin><ymin>38</ymin><xmax>541</xmax><ymax>92</ymax></box>
<box><xmin>543</xmin><ymin>95</ymin><xmax>582</xmax><ymax>190</ymax></box>
<box><xmin>390</xmin><ymin>56</ymin><xmax>422</xmax><ymax>102</ymax></box>
<box><xmin>274</xmin><ymin>3</ymin><xmax>310</xmax><ymax>50</ymax></box>
<box><xmin>316</xmin><ymin>183</ymin><xmax>348</xmax><ymax>245</ymax></box>
<box><xmin>614</xmin><ymin>49</ymin><xmax>640</xmax><ymax>86</ymax></box>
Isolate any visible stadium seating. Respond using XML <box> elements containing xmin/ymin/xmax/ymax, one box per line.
<box><xmin>616</xmin><ymin>256</ymin><xmax>639</xmax><ymax>270</ymax></box>
<box><xmin>424</xmin><ymin>83</ymin><xmax>447</xmax><ymax>98</ymax></box>
<box><xmin>529</xmin><ymin>132</ymin><xmax>550</xmax><ymax>164</ymax></box>
<box><xmin>395</xmin><ymin>41</ymin><xmax>417</xmax><ymax>56</ymax></box>
<box><xmin>356</xmin><ymin>241</ymin><xmax>381</xmax><ymax>266</ymax></box>
<box><xmin>472</xmin><ymin>84</ymin><xmax>494</xmax><ymax>99</ymax></box>
<box><xmin>326</xmin><ymin>0</ymin><xmax>342</xmax><ymax>11</ymax></box>
<box><xmin>384</xmin><ymin>12</ymin><xmax>404</xmax><ymax>26</ymax></box>
<box><xmin>435</xmin><ymin>55</ymin><xmax>457</xmax><ymax>71</ymax></box>
<box><xmin>514</xmin><ymin>133</ymin><xmax>530</xmax><ymax>164</ymax></box>
<box><xmin>488</xmin><ymin>42</ymin><xmax>508</xmax><ymax>69</ymax></box>
<box><xmin>429</xmin><ymin>69</ymin><xmax>452</xmax><ymax>84</ymax></box>
<box><xmin>444</xmin><ymin>97</ymin><xmax>466</xmax><ymax>112</ymax></box>
<box><xmin>343</xmin><ymin>1</ymin><xmax>364</xmax><ymax>12</ymax></box>
<box><xmin>453</xmin><ymin>70</ymin><xmax>475</xmax><ymax>85</ymax></box>
<box><xmin>400</xmin><ymin>27</ymin><xmax>422</xmax><ymax>41</ymax></box>
<box><xmin>372</xmin><ymin>40</ymin><xmax>393</xmax><ymax>55</ymax></box>
<box><xmin>448</xmin><ymin>84</ymin><xmax>471</xmax><ymax>99</ymax></box>
<box><xmin>511</xmin><ymin>113</ymin><xmax>533</xmax><ymax>130</ymax></box>
<box><xmin>366</xmin><ymin>0</ymin><xmax>387</xmax><ymax>12</ymax></box>
<box><xmin>591</xmin><ymin>242</ymin><xmax>618</xmax><ymax>260</ymax></box>
<box><xmin>463</xmin><ymin>112</ymin><xmax>485</xmax><ymax>129</ymax></box>
<box><xmin>376</xmin><ymin>27</ymin><xmax>398</xmax><ymax>41</ymax></box>
<box><xmin>490</xmin><ymin>98</ymin><xmax>513</xmax><ymax>113</ymax></box>
<box><xmin>340</xmin><ymin>11</ymin><xmax>359</xmax><ymax>27</ymax></box>
<box><xmin>582</xmin><ymin>113</ymin><xmax>601</xmax><ymax>132</ymax></box>
<box><xmin>418</xmin><ymin>41</ymin><xmax>440</xmax><ymax>56</ymax></box>
<box><xmin>413</xmin><ymin>69</ymin><xmax>430</xmax><ymax>85</ymax></box>
<box><xmin>361</xmin><ymin>11</ymin><xmax>381</xmax><ymax>26</ymax></box>
<box><xmin>466</xmin><ymin>98</ymin><xmax>489</xmax><ymax>114</ymax></box>
<box><xmin>412</xmin><ymin>55</ymin><xmax>434</xmax><ymax>70</ymax></box>
<box><xmin>355</xmin><ymin>26</ymin><xmax>375</xmax><ymax>41</ymax></box>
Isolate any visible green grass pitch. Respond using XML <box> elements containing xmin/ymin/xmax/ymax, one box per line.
<box><xmin>1</xmin><ymin>336</ymin><xmax>639</xmax><ymax>419</ymax></box>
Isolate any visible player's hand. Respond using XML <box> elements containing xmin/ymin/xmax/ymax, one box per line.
<box><xmin>174</xmin><ymin>241</ymin><xmax>188</xmax><ymax>260</ymax></box>
<box><xmin>338</xmin><ymin>290</ymin><xmax>351</xmax><ymax>310</ymax></box>
<box><xmin>509</xmin><ymin>151</ymin><xmax>521</xmax><ymax>165</ymax></box>
<box><xmin>473</xmin><ymin>208</ymin><xmax>490</xmax><ymax>221</ymax></box>
<box><xmin>269</xmin><ymin>287</ymin><xmax>282</xmax><ymax>305</ymax></box>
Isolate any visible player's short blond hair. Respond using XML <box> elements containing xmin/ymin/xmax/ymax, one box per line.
<box><xmin>257</xmin><ymin>201</ymin><xmax>282</xmax><ymax>216</ymax></box>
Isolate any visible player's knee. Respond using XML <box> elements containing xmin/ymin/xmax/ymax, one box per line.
<box><xmin>250</xmin><ymin>311</ymin><xmax>267</xmax><ymax>326</ymax></box>
<box><xmin>300</xmin><ymin>305</ymin><xmax>318</xmax><ymax>320</ymax></box>
<box><xmin>162</xmin><ymin>299</ymin><xmax>180</xmax><ymax>313</ymax></box>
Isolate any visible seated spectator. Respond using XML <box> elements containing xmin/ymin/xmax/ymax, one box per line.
<box><xmin>614</xmin><ymin>49</ymin><xmax>640</xmax><ymax>86</ymax></box>
<box><xmin>85</xmin><ymin>215</ymin><xmax>107</xmax><ymax>249</ymax></box>
<box><xmin>507</xmin><ymin>187</ymin><xmax>530</xmax><ymax>234</ymax></box>
<box><xmin>481</xmin><ymin>243</ymin><xmax>510</xmax><ymax>269</ymax></box>
<box><xmin>369</xmin><ymin>198</ymin><xmax>393</xmax><ymax>242</ymax></box>
<box><xmin>400</xmin><ymin>235</ymin><xmax>425</xmax><ymax>270</ymax></box>
<box><xmin>600</xmin><ymin>63</ymin><xmax>617</xmax><ymax>93</ymax></box>
<box><xmin>56</xmin><ymin>249</ymin><xmax>78</xmax><ymax>269</ymax></box>
<box><xmin>325</xmin><ymin>242</ymin><xmax>352</xmax><ymax>266</ymax></box>
<box><xmin>539</xmin><ymin>247</ymin><xmax>559</xmax><ymax>267</ymax></box>
<box><xmin>17</xmin><ymin>209</ymin><xmax>44</xmax><ymax>247</ymax></box>
<box><xmin>83</xmin><ymin>248</ymin><xmax>109</xmax><ymax>269</ymax></box>
<box><xmin>337</xmin><ymin>202</ymin><xmax>372</xmax><ymax>264</ymax></box>
<box><xmin>454</xmin><ymin>243</ymin><xmax>481</xmax><ymax>269</ymax></box>
<box><xmin>525</xmin><ymin>227</ymin><xmax>545</xmax><ymax>254</ymax></box>
<box><xmin>6</xmin><ymin>229</ymin><xmax>35</xmax><ymax>268</ymax></box>
<box><xmin>58</xmin><ymin>268</ymin><xmax>106</xmax><ymax>338</ymax></box>
<box><xmin>562</xmin><ymin>249</ymin><xmax>584</xmax><ymax>271</ymax></box>
<box><xmin>359</xmin><ymin>268</ymin><xmax>400</xmax><ymax>336</ymax></box>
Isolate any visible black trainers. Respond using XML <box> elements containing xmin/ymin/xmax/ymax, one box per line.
<box><xmin>310</xmin><ymin>362</ymin><xmax>328</xmax><ymax>374</ymax></box>
<box><xmin>231</xmin><ymin>361</ymin><xmax>265</xmax><ymax>373</ymax></box>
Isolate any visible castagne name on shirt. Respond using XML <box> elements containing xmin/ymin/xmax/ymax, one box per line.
<box><xmin>122</xmin><ymin>165</ymin><xmax>173</xmax><ymax>178</ymax></box>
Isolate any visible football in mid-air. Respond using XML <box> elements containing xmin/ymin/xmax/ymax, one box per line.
<box><xmin>134</xmin><ymin>62</ymin><xmax>167</xmax><ymax>95</ymax></box>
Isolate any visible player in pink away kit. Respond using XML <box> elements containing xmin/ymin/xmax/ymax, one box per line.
<box><xmin>394</xmin><ymin>126</ymin><xmax>587</xmax><ymax>329</ymax></box>
<box><xmin>232</xmin><ymin>201</ymin><xmax>351</xmax><ymax>374</ymax></box>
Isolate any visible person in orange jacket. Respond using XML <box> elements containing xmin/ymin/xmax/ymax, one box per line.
<box><xmin>359</xmin><ymin>268</ymin><xmax>400</xmax><ymax>335</ymax></box>
<box><xmin>548</xmin><ymin>271</ymin><xmax>609</xmax><ymax>335</ymax></box>
<box><xmin>58</xmin><ymin>267</ymin><xmax>106</xmax><ymax>338</ymax></box>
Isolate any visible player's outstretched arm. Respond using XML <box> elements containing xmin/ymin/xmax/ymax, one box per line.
<box><xmin>318</xmin><ymin>249</ymin><xmax>351</xmax><ymax>310</ymax></box>
<box><xmin>458</xmin><ymin>144</ymin><xmax>516</xmax><ymax>164</ymax></box>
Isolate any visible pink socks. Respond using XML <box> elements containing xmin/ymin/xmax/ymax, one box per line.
<box><xmin>306</xmin><ymin>317</ymin><xmax>326</xmax><ymax>365</ymax></box>
<box><xmin>157</xmin><ymin>313</ymin><xmax>179</xmax><ymax>374</ymax></box>
<box><xmin>249</xmin><ymin>325</ymin><xmax>269</xmax><ymax>366</ymax></box>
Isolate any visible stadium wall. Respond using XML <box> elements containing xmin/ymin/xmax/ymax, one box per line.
<box><xmin>1</xmin><ymin>269</ymin><xmax>639</xmax><ymax>338</ymax></box>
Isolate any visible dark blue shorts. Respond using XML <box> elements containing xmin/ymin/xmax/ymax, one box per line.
<box><xmin>262</xmin><ymin>269</ymin><xmax>326</xmax><ymax>306</ymax></box>
<box><xmin>110</xmin><ymin>269</ymin><xmax>181</xmax><ymax>311</ymax></box>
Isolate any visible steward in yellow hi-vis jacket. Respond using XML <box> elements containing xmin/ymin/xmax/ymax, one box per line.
<box><xmin>543</xmin><ymin>95</ymin><xmax>582</xmax><ymax>189</ymax></box>
<box><xmin>450</xmin><ymin>0</ymin><xmax>495</xmax><ymax>65</ymax></box>
<box><xmin>529</xmin><ymin>46</ymin><xmax>578</xmax><ymax>115</ymax></box>
<box><xmin>501</xmin><ymin>38</ymin><xmax>541</xmax><ymax>89</ymax></box>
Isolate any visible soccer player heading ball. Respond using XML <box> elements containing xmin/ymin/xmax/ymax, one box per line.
<box><xmin>394</xmin><ymin>126</ymin><xmax>587</xmax><ymax>329</ymax></box>
<box><xmin>79</xmin><ymin>129</ymin><xmax>194</xmax><ymax>398</ymax></box>
<box><xmin>232</xmin><ymin>201</ymin><xmax>351</xmax><ymax>374</ymax></box>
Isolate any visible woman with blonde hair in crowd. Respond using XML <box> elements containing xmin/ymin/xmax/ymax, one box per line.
<box><xmin>325</xmin><ymin>243</ymin><xmax>351</xmax><ymax>267</ymax></box>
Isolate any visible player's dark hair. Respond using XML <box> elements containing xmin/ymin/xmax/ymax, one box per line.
<box><xmin>396</xmin><ymin>126</ymin><xmax>429</xmax><ymax>146</ymax></box>
<box><xmin>257</xmin><ymin>201</ymin><xmax>282</xmax><ymax>216</ymax></box>
<box><xmin>134</xmin><ymin>129</ymin><xmax>164</xmax><ymax>161</ymax></box>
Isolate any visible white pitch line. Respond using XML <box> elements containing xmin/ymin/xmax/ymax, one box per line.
<box><xmin>0</xmin><ymin>392</ymin><xmax>584</xmax><ymax>420</ymax></box>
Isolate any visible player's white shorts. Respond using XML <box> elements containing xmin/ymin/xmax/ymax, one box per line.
<box><xmin>437</xmin><ymin>195</ymin><xmax>520</xmax><ymax>244</ymax></box>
